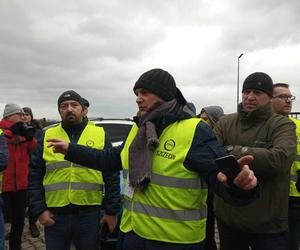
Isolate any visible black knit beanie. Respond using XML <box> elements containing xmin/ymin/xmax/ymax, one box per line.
<box><xmin>133</xmin><ymin>68</ymin><xmax>186</xmax><ymax>104</ymax></box>
<box><xmin>57</xmin><ymin>90</ymin><xmax>84</xmax><ymax>107</ymax></box>
<box><xmin>242</xmin><ymin>72</ymin><xmax>273</xmax><ymax>96</ymax></box>
<box><xmin>82</xmin><ymin>98</ymin><xmax>90</xmax><ymax>108</ymax></box>
<box><xmin>22</xmin><ymin>107</ymin><xmax>33</xmax><ymax>120</ymax></box>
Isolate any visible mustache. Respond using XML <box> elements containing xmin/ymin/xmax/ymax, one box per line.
<box><xmin>65</xmin><ymin>111</ymin><xmax>76</xmax><ymax>117</ymax></box>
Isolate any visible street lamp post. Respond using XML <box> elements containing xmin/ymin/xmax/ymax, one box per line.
<box><xmin>237</xmin><ymin>53</ymin><xmax>244</xmax><ymax>110</ymax></box>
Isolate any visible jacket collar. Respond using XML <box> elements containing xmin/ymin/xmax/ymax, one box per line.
<box><xmin>133</xmin><ymin>102</ymin><xmax>195</xmax><ymax>136</ymax></box>
<box><xmin>238</xmin><ymin>103</ymin><xmax>273</xmax><ymax>123</ymax></box>
<box><xmin>0</xmin><ymin>119</ymin><xmax>14</xmax><ymax>129</ymax></box>
<box><xmin>61</xmin><ymin>117</ymin><xmax>88</xmax><ymax>133</ymax></box>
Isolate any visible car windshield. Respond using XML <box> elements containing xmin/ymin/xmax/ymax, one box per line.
<box><xmin>96</xmin><ymin>123</ymin><xmax>132</xmax><ymax>144</ymax></box>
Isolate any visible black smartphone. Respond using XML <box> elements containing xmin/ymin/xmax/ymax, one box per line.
<box><xmin>215</xmin><ymin>155</ymin><xmax>241</xmax><ymax>184</ymax></box>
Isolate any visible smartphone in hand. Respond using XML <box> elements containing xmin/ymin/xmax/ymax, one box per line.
<box><xmin>215</xmin><ymin>155</ymin><xmax>241</xmax><ymax>185</ymax></box>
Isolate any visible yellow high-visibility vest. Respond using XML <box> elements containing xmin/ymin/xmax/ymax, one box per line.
<box><xmin>120</xmin><ymin>118</ymin><xmax>207</xmax><ymax>243</ymax></box>
<box><xmin>43</xmin><ymin>123</ymin><xmax>105</xmax><ymax>207</ymax></box>
<box><xmin>289</xmin><ymin>117</ymin><xmax>300</xmax><ymax>197</ymax></box>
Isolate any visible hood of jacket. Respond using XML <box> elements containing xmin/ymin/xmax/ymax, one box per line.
<box><xmin>201</xmin><ymin>106</ymin><xmax>224</xmax><ymax>127</ymax></box>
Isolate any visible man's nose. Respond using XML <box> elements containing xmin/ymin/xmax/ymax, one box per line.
<box><xmin>246</xmin><ymin>92</ymin><xmax>256</xmax><ymax>99</ymax></box>
<box><xmin>66</xmin><ymin>104</ymin><xmax>74</xmax><ymax>111</ymax></box>
<box><xmin>136</xmin><ymin>95</ymin><xmax>142</xmax><ymax>104</ymax></box>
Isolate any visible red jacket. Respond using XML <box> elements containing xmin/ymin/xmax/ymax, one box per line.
<box><xmin>0</xmin><ymin>120</ymin><xmax>37</xmax><ymax>192</ymax></box>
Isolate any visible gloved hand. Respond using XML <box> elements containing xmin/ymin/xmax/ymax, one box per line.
<box><xmin>296</xmin><ymin>170</ymin><xmax>300</xmax><ymax>193</ymax></box>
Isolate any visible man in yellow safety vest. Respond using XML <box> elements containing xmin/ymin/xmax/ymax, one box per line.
<box><xmin>272</xmin><ymin>82</ymin><xmax>300</xmax><ymax>250</ymax></box>
<box><xmin>28</xmin><ymin>90</ymin><xmax>121</xmax><ymax>250</ymax></box>
<box><xmin>47</xmin><ymin>69</ymin><xmax>259</xmax><ymax>250</ymax></box>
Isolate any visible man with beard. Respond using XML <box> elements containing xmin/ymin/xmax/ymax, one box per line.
<box><xmin>28</xmin><ymin>90</ymin><xmax>121</xmax><ymax>250</ymax></box>
<box><xmin>46</xmin><ymin>69</ymin><xmax>259</xmax><ymax>250</ymax></box>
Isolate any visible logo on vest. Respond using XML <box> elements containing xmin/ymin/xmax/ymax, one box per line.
<box><xmin>164</xmin><ymin>139</ymin><xmax>175</xmax><ymax>151</ymax></box>
<box><xmin>86</xmin><ymin>140</ymin><xmax>95</xmax><ymax>147</ymax></box>
<box><xmin>154</xmin><ymin>139</ymin><xmax>176</xmax><ymax>160</ymax></box>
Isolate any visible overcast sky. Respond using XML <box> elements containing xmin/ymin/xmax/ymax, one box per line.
<box><xmin>1</xmin><ymin>0</ymin><xmax>299</xmax><ymax>120</ymax></box>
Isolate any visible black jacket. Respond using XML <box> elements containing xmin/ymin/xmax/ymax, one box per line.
<box><xmin>28</xmin><ymin>118</ymin><xmax>121</xmax><ymax>216</ymax></box>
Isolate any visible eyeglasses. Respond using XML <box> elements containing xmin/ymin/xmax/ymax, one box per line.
<box><xmin>273</xmin><ymin>95</ymin><xmax>296</xmax><ymax>101</ymax></box>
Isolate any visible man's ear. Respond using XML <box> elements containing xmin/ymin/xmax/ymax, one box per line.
<box><xmin>82</xmin><ymin>106</ymin><xmax>88</xmax><ymax>117</ymax></box>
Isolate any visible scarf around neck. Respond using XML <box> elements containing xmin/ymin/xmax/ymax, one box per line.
<box><xmin>128</xmin><ymin>99</ymin><xmax>177</xmax><ymax>191</ymax></box>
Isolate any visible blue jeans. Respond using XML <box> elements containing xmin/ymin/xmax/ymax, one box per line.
<box><xmin>120</xmin><ymin>231</ymin><xmax>204</xmax><ymax>250</ymax></box>
<box><xmin>44</xmin><ymin>209</ymin><xmax>101</xmax><ymax>250</ymax></box>
<box><xmin>217</xmin><ymin>218</ymin><xmax>287</xmax><ymax>250</ymax></box>
<box><xmin>288</xmin><ymin>202</ymin><xmax>300</xmax><ymax>250</ymax></box>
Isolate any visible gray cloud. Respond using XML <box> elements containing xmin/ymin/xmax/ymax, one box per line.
<box><xmin>0</xmin><ymin>0</ymin><xmax>299</xmax><ymax>119</ymax></box>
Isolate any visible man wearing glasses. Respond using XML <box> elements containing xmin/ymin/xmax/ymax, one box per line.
<box><xmin>272</xmin><ymin>83</ymin><xmax>300</xmax><ymax>250</ymax></box>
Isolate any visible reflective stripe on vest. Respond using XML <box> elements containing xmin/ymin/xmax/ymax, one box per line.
<box><xmin>43</xmin><ymin>123</ymin><xmax>105</xmax><ymax>207</ymax></box>
<box><xmin>45</xmin><ymin>160</ymin><xmax>86</xmax><ymax>173</ymax></box>
<box><xmin>290</xmin><ymin>174</ymin><xmax>297</xmax><ymax>182</ymax></box>
<box><xmin>123</xmin><ymin>200</ymin><xmax>207</xmax><ymax>221</ymax></box>
<box><xmin>295</xmin><ymin>155</ymin><xmax>300</xmax><ymax>162</ymax></box>
<box><xmin>44</xmin><ymin>182</ymin><xmax>103</xmax><ymax>192</ymax></box>
<box><xmin>120</xmin><ymin>118</ymin><xmax>207</xmax><ymax>244</ymax></box>
<box><xmin>289</xmin><ymin>117</ymin><xmax>300</xmax><ymax>197</ymax></box>
<box><xmin>122</xmin><ymin>169</ymin><xmax>207</xmax><ymax>189</ymax></box>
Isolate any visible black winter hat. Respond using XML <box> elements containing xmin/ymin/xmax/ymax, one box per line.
<box><xmin>82</xmin><ymin>98</ymin><xmax>90</xmax><ymax>108</ymax></box>
<box><xmin>22</xmin><ymin>107</ymin><xmax>33</xmax><ymax>120</ymax></box>
<box><xmin>242</xmin><ymin>72</ymin><xmax>273</xmax><ymax>96</ymax></box>
<box><xmin>57</xmin><ymin>90</ymin><xmax>84</xmax><ymax>107</ymax></box>
<box><xmin>133</xmin><ymin>68</ymin><xmax>186</xmax><ymax>104</ymax></box>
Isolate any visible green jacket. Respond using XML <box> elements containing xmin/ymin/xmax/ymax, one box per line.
<box><xmin>213</xmin><ymin>103</ymin><xmax>296</xmax><ymax>233</ymax></box>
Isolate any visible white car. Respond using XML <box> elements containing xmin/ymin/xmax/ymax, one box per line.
<box><xmin>43</xmin><ymin>118</ymin><xmax>133</xmax><ymax>146</ymax></box>
<box><xmin>90</xmin><ymin>118</ymin><xmax>133</xmax><ymax>146</ymax></box>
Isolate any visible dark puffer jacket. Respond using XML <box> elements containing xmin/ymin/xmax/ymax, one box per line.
<box><xmin>28</xmin><ymin>118</ymin><xmax>121</xmax><ymax>217</ymax></box>
<box><xmin>214</xmin><ymin>103</ymin><xmax>296</xmax><ymax>233</ymax></box>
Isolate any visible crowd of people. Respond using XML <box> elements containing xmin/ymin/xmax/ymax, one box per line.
<box><xmin>0</xmin><ymin>68</ymin><xmax>299</xmax><ymax>250</ymax></box>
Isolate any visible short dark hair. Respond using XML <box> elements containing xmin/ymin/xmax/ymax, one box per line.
<box><xmin>273</xmin><ymin>83</ymin><xmax>289</xmax><ymax>89</ymax></box>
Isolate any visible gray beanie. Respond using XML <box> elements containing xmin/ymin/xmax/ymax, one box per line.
<box><xmin>3</xmin><ymin>103</ymin><xmax>24</xmax><ymax>118</ymax></box>
<box><xmin>200</xmin><ymin>106</ymin><xmax>224</xmax><ymax>126</ymax></box>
